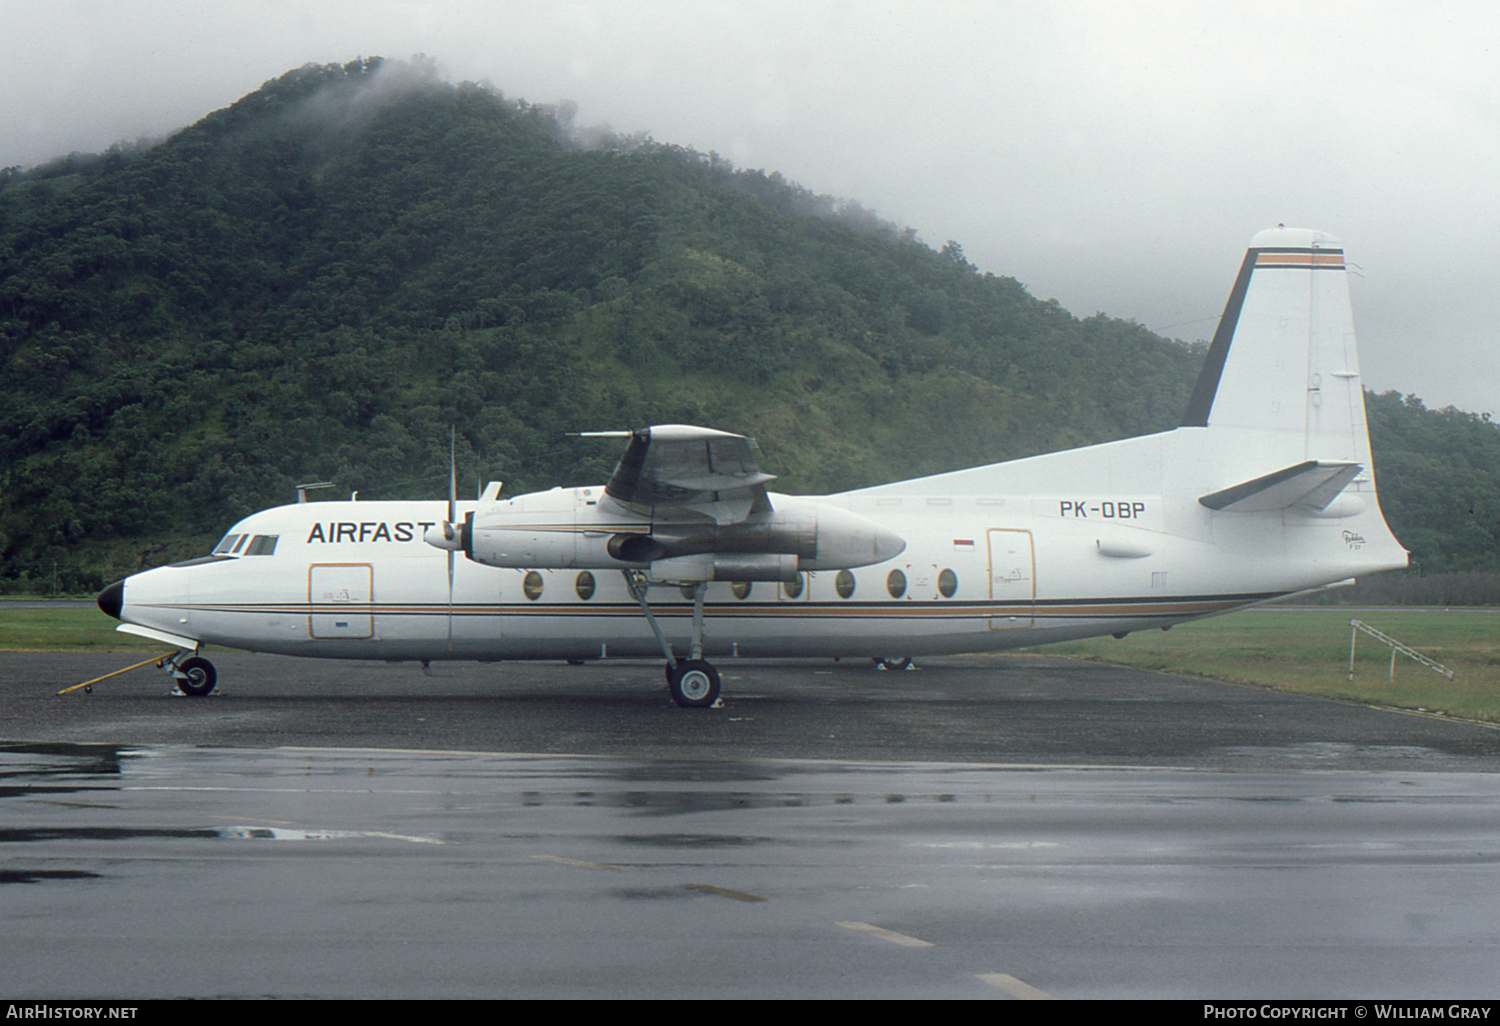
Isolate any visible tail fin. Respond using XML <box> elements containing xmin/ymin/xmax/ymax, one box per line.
<box><xmin>1181</xmin><ymin>228</ymin><xmax>1404</xmax><ymax>574</ymax></box>
<box><xmin>1181</xmin><ymin>227</ymin><xmax>1370</xmax><ymax>473</ymax></box>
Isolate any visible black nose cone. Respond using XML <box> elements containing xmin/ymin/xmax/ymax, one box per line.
<box><xmin>97</xmin><ymin>579</ymin><xmax>125</xmax><ymax>620</ymax></box>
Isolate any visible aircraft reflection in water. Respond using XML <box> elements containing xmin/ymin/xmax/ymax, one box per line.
<box><xmin>97</xmin><ymin>228</ymin><xmax>1406</xmax><ymax>706</ymax></box>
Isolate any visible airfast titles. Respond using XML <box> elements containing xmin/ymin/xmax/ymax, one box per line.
<box><xmin>306</xmin><ymin>521</ymin><xmax>435</xmax><ymax>544</ymax></box>
<box><xmin>1203</xmin><ymin>1008</ymin><xmax>1491</xmax><ymax>1020</ymax></box>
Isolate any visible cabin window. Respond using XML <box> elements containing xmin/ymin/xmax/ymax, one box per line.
<box><xmin>732</xmin><ymin>581</ymin><xmax>752</xmax><ymax>600</ymax></box>
<box><xmin>938</xmin><ymin>568</ymin><xmax>958</xmax><ymax>598</ymax></box>
<box><xmin>212</xmin><ymin>534</ymin><xmax>243</xmax><ymax>555</ymax></box>
<box><xmin>523</xmin><ymin>571</ymin><xmax>544</xmax><ymax>601</ymax></box>
<box><xmin>575</xmin><ymin>571</ymin><xmax>595</xmax><ymax>601</ymax></box>
<box><xmin>244</xmin><ymin>535</ymin><xmax>279</xmax><ymax>556</ymax></box>
<box><xmin>886</xmin><ymin>569</ymin><xmax>907</xmax><ymax>599</ymax></box>
<box><xmin>836</xmin><ymin>570</ymin><xmax>856</xmax><ymax>599</ymax></box>
<box><xmin>783</xmin><ymin>573</ymin><xmax>804</xmax><ymax>599</ymax></box>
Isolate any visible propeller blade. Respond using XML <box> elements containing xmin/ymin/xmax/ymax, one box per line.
<box><xmin>448</xmin><ymin>428</ymin><xmax>457</xmax><ymax>524</ymax></box>
<box><xmin>447</xmin><ymin>428</ymin><xmax>456</xmax><ymax>649</ymax></box>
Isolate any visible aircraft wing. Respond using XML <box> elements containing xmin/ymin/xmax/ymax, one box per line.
<box><xmin>1199</xmin><ymin>460</ymin><xmax>1363</xmax><ymax>513</ymax></box>
<box><xmin>599</xmin><ymin>424</ymin><xmax>776</xmax><ymax>524</ymax></box>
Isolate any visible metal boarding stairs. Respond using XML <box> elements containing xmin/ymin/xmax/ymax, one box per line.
<box><xmin>1347</xmin><ymin>619</ymin><xmax>1455</xmax><ymax>682</ymax></box>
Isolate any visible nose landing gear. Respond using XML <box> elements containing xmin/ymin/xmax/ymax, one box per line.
<box><xmin>56</xmin><ymin>650</ymin><xmax>219</xmax><ymax>697</ymax></box>
<box><xmin>169</xmin><ymin>654</ymin><xmax>218</xmax><ymax>697</ymax></box>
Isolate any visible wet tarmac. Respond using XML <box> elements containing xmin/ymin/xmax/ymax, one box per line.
<box><xmin>4</xmin><ymin>652</ymin><xmax>1500</xmax><ymax>998</ymax></box>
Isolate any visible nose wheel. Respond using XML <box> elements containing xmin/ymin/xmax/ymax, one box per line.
<box><xmin>171</xmin><ymin>655</ymin><xmax>218</xmax><ymax>697</ymax></box>
<box><xmin>666</xmin><ymin>659</ymin><xmax>721</xmax><ymax>708</ymax></box>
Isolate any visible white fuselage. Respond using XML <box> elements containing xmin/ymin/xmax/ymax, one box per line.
<box><xmin>112</xmin><ymin>430</ymin><xmax>1405</xmax><ymax>664</ymax></box>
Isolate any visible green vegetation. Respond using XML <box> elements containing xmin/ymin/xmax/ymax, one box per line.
<box><xmin>1364</xmin><ymin>391</ymin><xmax>1500</xmax><ymax>575</ymax></box>
<box><xmin>2</xmin><ymin>57</ymin><xmax>1498</xmax><ymax>596</ymax></box>
<box><xmin>1034</xmin><ymin>607</ymin><xmax>1500</xmax><ymax>723</ymax></box>
<box><xmin>0</xmin><ymin>604</ymin><xmax>161</xmax><ymax>651</ymax></box>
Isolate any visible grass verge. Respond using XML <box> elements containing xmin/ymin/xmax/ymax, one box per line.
<box><xmin>0</xmin><ymin>605</ymin><xmax>166</xmax><ymax>652</ymax></box>
<box><xmin>1033</xmin><ymin>607</ymin><xmax>1500</xmax><ymax>724</ymax></box>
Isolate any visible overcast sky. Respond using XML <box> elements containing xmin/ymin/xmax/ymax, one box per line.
<box><xmin>3</xmin><ymin>1</ymin><xmax>1496</xmax><ymax>416</ymax></box>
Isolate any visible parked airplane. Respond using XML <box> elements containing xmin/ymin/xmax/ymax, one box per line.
<box><xmin>96</xmin><ymin>227</ymin><xmax>1407</xmax><ymax>706</ymax></box>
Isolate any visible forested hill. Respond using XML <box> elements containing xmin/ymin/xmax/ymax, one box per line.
<box><xmin>1</xmin><ymin>58</ymin><xmax>1496</xmax><ymax>592</ymax></box>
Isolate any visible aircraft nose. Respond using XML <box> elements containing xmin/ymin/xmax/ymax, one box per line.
<box><xmin>97</xmin><ymin>579</ymin><xmax>125</xmax><ymax>620</ymax></box>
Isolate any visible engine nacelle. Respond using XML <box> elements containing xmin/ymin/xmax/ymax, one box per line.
<box><xmin>795</xmin><ymin>502</ymin><xmax>906</xmax><ymax>570</ymax></box>
<box><xmin>440</xmin><ymin>489</ymin><xmax>906</xmax><ymax>575</ymax></box>
<box><xmin>468</xmin><ymin>522</ymin><xmax>624</xmax><ymax>569</ymax></box>
<box><xmin>606</xmin><ymin>514</ymin><xmax>817</xmax><ymax>565</ymax></box>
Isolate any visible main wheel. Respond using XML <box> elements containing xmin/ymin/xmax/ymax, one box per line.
<box><xmin>667</xmin><ymin>659</ymin><xmax>720</xmax><ymax>708</ymax></box>
<box><xmin>176</xmin><ymin>656</ymin><xmax>217</xmax><ymax>697</ymax></box>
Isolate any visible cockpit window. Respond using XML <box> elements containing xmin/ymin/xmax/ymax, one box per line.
<box><xmin>209</xmin><ymin>533</ymin><xmax>278</xmax><ymax>556</ymax></box>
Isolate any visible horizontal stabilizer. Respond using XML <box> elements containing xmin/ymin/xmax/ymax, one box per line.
<box><xmin>1199</xmin><ymin>461</ymin><xmax>1362</xmax><ymax>513</ymax></box>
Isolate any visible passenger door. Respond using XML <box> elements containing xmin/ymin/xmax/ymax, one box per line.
<box><xmin>309</xmin><ymin>563</ymin><xmax>373</xmax><ymax>639</ymax></box>
<box><xmin>986</xmin><ymin>529</ymin><xmax>1034</xmax><ymax>630</ymax></box>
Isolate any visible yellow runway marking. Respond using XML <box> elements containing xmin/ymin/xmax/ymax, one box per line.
<box><xmin>837</xmin><ymin>921</ymin><xmax>934</xmax><ymax>947</ymax></box>
<box><xmin>977</xmin><ymin>973</ymin><xmax>1055</xmax><ymax>999</ymax></box>
<box><xmin>532</xmin><ymin>854</ymin><xmax>623</xmax><ymax>871</ymax></box>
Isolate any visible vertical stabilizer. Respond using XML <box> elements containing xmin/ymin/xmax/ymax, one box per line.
<box><xmin>1177</xmin><ymin>227</ymin><xmax>1404</xmax><ymax>575</ymax></box>
<box><xmin>1181</xmin><ymin>227</ymin><xmax>1369</xmax><ymax>473</ymax></box>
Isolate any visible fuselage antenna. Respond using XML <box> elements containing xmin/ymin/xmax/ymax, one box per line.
<box><xmin>296</xmin><ymin>481</ymin><xmax>335</xmax><ymax>503</ymax></box>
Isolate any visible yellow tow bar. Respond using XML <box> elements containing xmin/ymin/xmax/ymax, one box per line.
<box><xmin>57</xmin><ymin>654</ymin><xmax>174</xmax><ymax>696</ymax></box>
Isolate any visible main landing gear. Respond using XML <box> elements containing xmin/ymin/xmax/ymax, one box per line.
<box><xmin>625</xmin><ymin>571</ymin><xmax>723</xmax><ymax>708</ymax></box>
<box><xmin>665</xmin><ymin>659</ymin><xmax>721</xmax><ymax>708</ymax></box>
